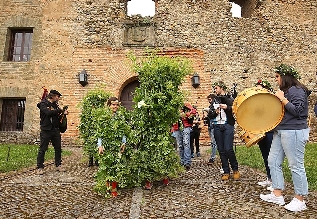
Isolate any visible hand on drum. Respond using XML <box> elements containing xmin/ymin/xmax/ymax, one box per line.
<box><xmin>275</xmin><ymin>89</ymin><xmax>285</xmax><ymax>100</ymax></box>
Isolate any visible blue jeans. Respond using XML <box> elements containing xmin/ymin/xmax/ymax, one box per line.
<box><xmin>173</xmin><ymin>130</ymin><xmax>182</xmax><ymax>152</ymax></box>
<box><xmin>268</xmin><ymin>129</ymin><xmax>309</xmax><ymax>196</ymax></box>
<box><xmin>214</xmin><ymin>124</ymin><xmax>238</xmax><ymax>174</ymax></box>
<box><xmin>208</xmin><ymin>125</ymin><xmax>217</xmax><ymax>160</ymax></box>
<box><xmin>179</xmin><ymin>127</ymin><xmax>192</xmax><ymax>166</ymax></box>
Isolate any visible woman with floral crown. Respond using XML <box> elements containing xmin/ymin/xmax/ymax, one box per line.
<box><xmin>260</xmin><ymin>64</ymin><xmax>310</xmax><ymax>212</ymax></box>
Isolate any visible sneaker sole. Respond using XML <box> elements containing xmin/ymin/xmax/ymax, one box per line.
<box><xmin>284</xmin><ymin>205</ymin><xmax>307</xmax><ymax>212</ymax></box>
<box><xmin>260</xmin><ymin>195</ymin><xmax>285</xmax><ymax>205</ymax></box>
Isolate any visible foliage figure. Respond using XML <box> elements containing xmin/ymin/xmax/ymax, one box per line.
<box><xmin>78</xmin><ymin>89</ymin><xmax>111</xmax><ymax>159</ymax></box>
<box><xmin>93</xmin><ymin>105</ymin><xmax>136</xmax><ymax>197</ymax></box>
<box><xmin>129</xmin><ymin>51</ymin><xmax>192</xmax><ymax>183</ymax></box>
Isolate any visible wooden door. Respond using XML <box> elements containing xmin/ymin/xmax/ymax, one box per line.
<box><xmin>120</xmin><ymin>80</ymin><xmax>140</xmax><ymax>110</ymax></box>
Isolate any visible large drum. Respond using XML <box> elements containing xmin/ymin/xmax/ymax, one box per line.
<box><xmin>233</xmin><ymin>87</ymin><xmax>284</xmax><ymax>145</ymax></box>
<box><xmin>238</xmin><ymin>130</ymin><xmax>265</xmax><ymax>148</ymax></box>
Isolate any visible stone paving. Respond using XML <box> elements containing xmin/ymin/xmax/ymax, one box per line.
<box><xmin>1</xmin><ymin>146</ymin><xmax>316</xmax><ymax>219</ymax></box>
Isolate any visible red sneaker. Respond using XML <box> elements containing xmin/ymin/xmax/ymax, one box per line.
<box><xmin>162</xmin><ymin>178</ymin><xmax>169</xmax><ymax>186</ymax></box>
<box><xmin>111</xmin><ymin>181</ymin><xmax>118</xmax><ymax>197</ymax></box>
<box><xmin>144</xmin><ymin>181</ymin><xmax>153</xmax><ymax>190</ymax></box>
<box><xmin>111</xmin><ymin>191</ymin><xmax>118</xmax><ymax>198</ymax></box>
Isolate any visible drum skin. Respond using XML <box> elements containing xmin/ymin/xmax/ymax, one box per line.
<box><xmin>233</xmin><ymin>87</ymin><xmax>284</xmax><ymax>134</ymax></box>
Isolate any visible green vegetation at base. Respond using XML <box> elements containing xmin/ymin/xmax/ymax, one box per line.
<box><xmin>0</xmin><ymin>144</ymin><xmax>71</xmax><ymax>173</ymax></box>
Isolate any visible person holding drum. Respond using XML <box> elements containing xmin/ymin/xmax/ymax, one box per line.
<box><xmin>254</xmin><ymin>80</ymin><xmax>274</xmax><ymax>190</ymax></box>
<box><xmin>260</xmin><ymin>64</ymin><xmax>310</xmax><ymax>212</ymax></box>
<box><xmin>208</xmin><ymin>81</ymin><xmax>240</xmax><ymax>181</ymax></box>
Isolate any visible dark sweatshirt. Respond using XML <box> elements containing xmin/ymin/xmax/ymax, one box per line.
<box><xmin>276</xmin><ymin>86</ymin><xmax>308</xmax><ymax>130</ymax></box>
<box><xmin>37</xmin><ymin>99</ymin><xmax>62</xmax><ymax>131</ymax></box>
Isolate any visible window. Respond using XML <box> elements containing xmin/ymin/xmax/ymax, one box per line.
<box><xmin>127</xmin><ymin>0</ymin><xmax>155</xmax><ymax>17</ymax></box>
<box><xmin>8</xmin><ymin>29</ymin><xmax>33</xmax><ymax>62</ymax></box>
<box><xmin>231</xmin><ymin>2</ymin><xmax>241</xmax><ymax>18</ymax></box>
<box><xmin>0</xmin><ymin>99</ymin><xmax>26</xmax><ymax>131</ymax></box>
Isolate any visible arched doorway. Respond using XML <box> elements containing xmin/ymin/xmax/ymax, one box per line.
<box><xmin>120</xmin><ymin>80</ymin><xmax>140</xmax><ymax>110</ymax></box>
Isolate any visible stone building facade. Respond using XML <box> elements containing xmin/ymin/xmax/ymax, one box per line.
<box><xmin>0</xmin><ymin>0</ymin><xmax>316</xmax><ymax>145</ymax></box>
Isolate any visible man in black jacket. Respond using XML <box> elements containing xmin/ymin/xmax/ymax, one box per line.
<box><xmin>208</xmin><ymin>81</ymin><xmax>240</xmax><ymax>181</ymax></box>
<box><xmin>36</xmin><ymin>90</ymin><xmax>68</xmax><ymax>175</ymax></box>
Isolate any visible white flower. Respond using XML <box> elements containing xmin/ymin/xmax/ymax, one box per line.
<box><xmin>118</xmin><ymin>152</ymin><xmax>122</xmax><ymax>159</ymax></box>
<box><xmin>137</xmin><ymin>100</ymin><xmax>147</xmax><ymax>108</ymax></box>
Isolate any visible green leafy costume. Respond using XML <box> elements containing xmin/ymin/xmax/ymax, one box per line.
<box><xmin>93</xmin><ymin>106</ymin><xmax>137</xmax><ymax>196</ymax></box>
<box><xmin>129</xmin><ymin>52</ymin><xmax>191</xmax><ymax>183</ymax></box>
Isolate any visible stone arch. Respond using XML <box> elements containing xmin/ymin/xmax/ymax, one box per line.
<box><xmin>119</xmin><ymin>76</ymin><xmax>140</xmax><ymax>110</ymax></box>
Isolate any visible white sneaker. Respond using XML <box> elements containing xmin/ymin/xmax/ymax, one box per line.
<box><xmin>284</xmin><ymin>197</ymin><xmax>307</xmax><ymax>212</ymax></box>
<box><xmin>260</xmin><ymin>192</ymin><xmax>285</xmax><ymax>205</ymax></box>
<box><xmin>267</xmin><ymin>186</ymin><xmax>274</xmax><ymax>192</ymax></box>
<box><xmin>258</xmin><ymin>179</ymin><xmax>272</xmax><ymax>187</ymax></box>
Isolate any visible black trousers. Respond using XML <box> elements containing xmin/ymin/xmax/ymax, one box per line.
<box><xmin>258</xmin><ymin>132</ymin><xmax>273</xmax><ymax>179</ymax></box>
<box><xmin>190</xmin><ymin>128</ymin><xmax>200</xmax><ymax>154</ymax></box>
<box><xmin>37</xmin><ymin>129</ymin><xmax>62</xmax><ymax>168</ymax></box>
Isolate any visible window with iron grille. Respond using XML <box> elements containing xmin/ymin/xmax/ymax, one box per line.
<box><xmin>0</xmin><ymin>99</ymin><xmax>26</xmax><ymax>131</ymax></box>
<box><xmin>8</xmin><ymin>29</ymin><xmax>33</xmax><ymax>62</ymax></box>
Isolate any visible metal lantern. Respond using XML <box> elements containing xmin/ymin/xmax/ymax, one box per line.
<box><xmin>191</xmin><ymin>73</ymin><xmax>200</xmax><ymax>88</ymax></box>
<box><xmin>79</xmin><ymin>69</ymin><xmax>88</xmax><ymax>86</ymax></box>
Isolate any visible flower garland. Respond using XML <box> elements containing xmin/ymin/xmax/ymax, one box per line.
<box><xmin>255</xmin><ymin>79</ymin><xmax>273</xmax><ymax>91</ymax></box>
<box><xmin>275</xmin><ymin>64</ymin><xmax>301</xmax><ymax>79</ymax></box>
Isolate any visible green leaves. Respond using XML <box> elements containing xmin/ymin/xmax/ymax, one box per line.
<box><xmin>78</xmin><ymin>89</ymin><xmax>111</xmax><ymax>156</ymax></box>
<box><xmin>128</xmin><ymin>51</ymin><xmax>191</xmax><ymax>182</ymax></box>
<box><xmin>82</xmin><ymin>52</ymin><xmax>192</xmax><ymax>197</ymax></box>
<box><xmin>274</xmin><ymin>63</ymin><xmax>301</xmax><ymax>79</ymax></box>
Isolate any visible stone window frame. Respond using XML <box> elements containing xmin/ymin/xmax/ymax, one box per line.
<box><xmin>0</xmin><ymin>98</ymin><xmax>26</xmax><ymax>132</ymax></box>
<box><xmin>6</xmin><ymin>28</ymin><xmax>33</xmax><ymax>62</ymax></box>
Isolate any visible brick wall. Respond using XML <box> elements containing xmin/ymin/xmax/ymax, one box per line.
<box><xmin>0</xmin><ymin>0</ymin><xmax>316</xmax><ymax>145</ymax></box>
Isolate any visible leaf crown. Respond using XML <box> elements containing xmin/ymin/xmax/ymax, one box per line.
<box><xmin>255</xmin><ymin>79</ymin><xmax>273</xmax><ymax>91</ymax></box>
<box><xmin>212</xmin><ymin>81</ymin><xmax>227</xmax><ymax>90</ymax></box>
<box><xmin>275</xmin><ymin>64</ymin><xmax>301</xmax><ymax>80</ymax></box>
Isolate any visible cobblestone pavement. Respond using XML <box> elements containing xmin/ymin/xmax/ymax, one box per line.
<box><xmin>1</xmin><ymin>146</ymin><xmax>316</xmax><ymax>219</ymax></box>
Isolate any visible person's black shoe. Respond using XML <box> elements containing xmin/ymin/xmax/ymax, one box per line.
<box><xmin>185</xmin><ymin>165</ymin><xmax>191</xmax><ymax>171</ymax></box>
<box><xmin>88</xmin><ymin>156</ymin><xmax>94</xmax><ymax>167</ymax></box>
<box><xmin>207</xmin><ymin>158</ymin><xmax>215</xmax><ymax>165</ymax></box>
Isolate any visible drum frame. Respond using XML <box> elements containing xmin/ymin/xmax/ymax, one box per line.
<box><xmin>233</xmin><ymin>87</ymin><xmax>284</xmax><ymax>147</ymax></box>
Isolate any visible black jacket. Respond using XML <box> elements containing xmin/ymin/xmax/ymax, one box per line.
<box><xmin>208</xmin><ymin>94</ymin><xmax>235</xmax><ymax>126</ymax></box>
<box><xmin>37</xmin><ymin>99</ymin><xmax>62</xmax><ymax>131</ymax></box>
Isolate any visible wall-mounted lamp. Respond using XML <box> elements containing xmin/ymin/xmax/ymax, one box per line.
<box><xmin>191</xmin><ymin>73</ymin><xmax>200</xmax><ymax>88</ymax></box>
<box><xmin>79</xmin><ymin>69</ymin><xmax>88</xmax><ymax>86</ymax></box>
